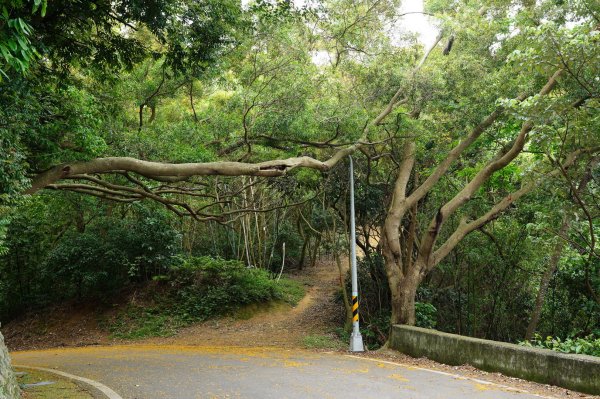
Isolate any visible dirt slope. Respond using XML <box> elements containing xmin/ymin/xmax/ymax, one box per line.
<box><xmin>147</xmin><ymin>257</ymin><xmax>343</xmax><ymax>348</ymax></box>
<box><xmin>3</xmin><ymin>259</ymin><xmax>344</xmax><ymax>351</ymax></box>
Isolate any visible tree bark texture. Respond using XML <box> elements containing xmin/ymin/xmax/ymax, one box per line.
<box><xmin>0</xmin><ymin>329</ymin><xmax>19</xmax><ymax>399</ymax></box>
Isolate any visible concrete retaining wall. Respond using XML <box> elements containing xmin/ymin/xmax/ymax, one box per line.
<box><xmin>389</xmin><ymin>325</ymin><xmax>600</xmax><ymax>395</ymax></box>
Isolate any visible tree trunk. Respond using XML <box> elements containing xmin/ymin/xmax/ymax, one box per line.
<box><xmin>390</xmin><ymin>269</ymin><xmax>421</xmax><ymax>325</ymax></box>
<box><xmin>148</xmin><ymin>104</ymin><xmax>156</xmax><ymax>123</ymax></box>
<box><xmin>524</xmin><ymin>215</ymin><xmax>570</xmax><ymax>341</ymax></box>
<box><xmin>298</xmin><ymin>235</ymin><xmax>309</xmax><ymax>270</ymax></box>
<box><xmin>385</xmin><ymin>232</ymin><xmax>423</xmax><ymax>326</ymax></box>
<box><xmin>310</xmin><ymin>234</ymin><xmax>322</xmax><ymax>268</ymax></box>
<box><xmin>0</xmin><ymin>329</ymin><xmax>19</xmax><ymax>399</ymax></box>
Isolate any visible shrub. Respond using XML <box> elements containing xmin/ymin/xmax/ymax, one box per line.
<box><xmin>520</xmin><ymin>333</ymin><xmax>600</xmax><ymax>357</ymax></box>
<box><xmin>42</xmin><ymin>212</ymin><xmax>180</xmax><ymax>301</ymax></box>
<box><xmin>170</xmin><ymin>256</ymin><xmax>282</xmax><ymax>319</ymax></box>
<box><xmin>415</xmin><ymin>302</ymin><xmax>437</xmax><ymax>329</ymax></box>
<box><xmin>109</xmin><ymin>256</ymin><xmax>305</xmax><ymax>339</ymax></box>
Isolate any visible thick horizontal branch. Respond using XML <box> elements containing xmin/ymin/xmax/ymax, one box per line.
<box><xmin>26</xmin><ymin>146</ymin><xmax>359</xmax><ymax>195</ymax></box>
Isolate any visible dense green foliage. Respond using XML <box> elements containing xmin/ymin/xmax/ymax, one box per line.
<box><xmin>170</xmin><ymin>256</ymin><xmax>301</xmax><ymax>318</ymax></box>
<box><xmin>0</xmin><ymin>197</ymin><xmax>180</xmax><ymax>319</ymax></box>
<box><xmin>0</xmin><ymin>0</ymin><xmax>598</xmax><ymax>360</ymax></box>
<box><xmin>520</xmin><ymin>333</ymin><xmax>600</xmax><ymax>357</ymax></box>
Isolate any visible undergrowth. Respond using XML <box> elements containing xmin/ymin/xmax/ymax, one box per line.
<box><xmin>108</xmin><ymin>256</ymin><xmax>304</xmax><ymax>339</ymax></box>
<box><xmin>519</xmin><ymin>333</ymin><xmax>600</xmax><ymax>357</ymax></box>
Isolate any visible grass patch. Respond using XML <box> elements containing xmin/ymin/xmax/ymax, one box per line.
<box><xmin>108</xmin><ymin>256</ymin><xmax>305</xmax><ymax>340</ymax></box>
<box><xmin>276</xmin><ymin>278</ymin><xmax>305</xmax><ymax>306</ymax></box>
<box><xmin>302</xmin><ymin>334</ymin><xmax>345</xmax><ymax>350</ymax></box>
<box><xmin>16</xmin><ymin>368</ymin><xmax>94</xmax><ymax>399</ymax></box>
<box><xmin>108</xmin><ymin>306</ymin><xmax>186</xmax><ymax>339</ymax></box>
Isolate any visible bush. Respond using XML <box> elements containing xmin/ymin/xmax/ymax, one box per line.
<box><xmin>415</xmin><ymin>302</ymin><xmax>437</xmax><ymax>329</ymax></box>
<box><xmin>520</xmin><ymin>333</ymin><xmax>600</xmax><ymax>357</ymax></box>
<box><xmin>109</xmin><ymin>256</ymin><xmax>305</xmax><ymax>339</ymax></box>
<box><xmin>171</xmin><ymin>256</ymin><xmax>282</xmax><ymax>319</ymax></box>
<box><xmin>0</xmin><ymin>201</ymin><xmax>181</xmax><ymax>321</ymax></box>
<box><xmin>43</xmin><ymin>212</ymin><xmax>180</xmax><ymax>301</ymax></box>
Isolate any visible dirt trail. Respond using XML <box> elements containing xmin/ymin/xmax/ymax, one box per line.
<box><xmin>147</xmin><ymin>258</ymin><xmax>343</xmax><ymax>348</ymax></box>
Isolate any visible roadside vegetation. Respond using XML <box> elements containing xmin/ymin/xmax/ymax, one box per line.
<box><xmin>519</xmin><ymin>334</ymin><xmax>600</xmax><ymax>357</ymax></box>
<box><xmin>302</xmin><ymin>334</ymin><xmax>346</xmax><ymax>350</ymax></box>
<box><xmin>108</xmin><ymin>256</ymin><xmax>304</xmax><ymax>339</ymax></box>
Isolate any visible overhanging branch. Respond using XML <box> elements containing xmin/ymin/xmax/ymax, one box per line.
<box><xmin>26</xmin><ymin>148</ymin><xmax>359</xmax><ymax>195</ymax></box>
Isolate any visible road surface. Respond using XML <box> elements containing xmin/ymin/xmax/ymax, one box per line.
<box><xmin>12</xmin><ymin>345</ymin><xmax>551</xmax><ymax>399</ymax></box>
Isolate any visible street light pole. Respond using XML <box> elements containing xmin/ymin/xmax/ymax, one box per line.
<box><xmin>348</xmin><ymin>156</ymin><xmax>364</xmax><ymax>352</ymax></box>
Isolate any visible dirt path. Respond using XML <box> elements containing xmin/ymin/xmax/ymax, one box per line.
<box><xmin>146</xmin><ymin>258</ymin><xmax>343</xmax><ymax>348</ymax></box>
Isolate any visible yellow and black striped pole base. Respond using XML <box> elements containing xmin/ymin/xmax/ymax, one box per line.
<box><xmin>352</xmin><ymin>295</ymin><xmax>359</xmax><ymax>323</ymax></box>
<box><xmin>349</xmin><ymin>293</ymin><xmax>364</xmax><ymax>352</ymax></box>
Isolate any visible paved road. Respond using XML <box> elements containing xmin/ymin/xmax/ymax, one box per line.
<box><xmin>12</xmin><ymin>345</ymin><xmax>550</xmax><ymax>399</ymax></box>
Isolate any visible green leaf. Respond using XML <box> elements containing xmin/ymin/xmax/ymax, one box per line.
<box><xmin>17</xmin><ymin>18</ymin><xmax>27</xmax><ymax>34</ymax></box>
<box><xmin>6</xmin><ymin>39</ymin><xmax>17</xmax><ymax>52</ymax></box>
<box><xmin>32</xmin><ymin>0</ymin><xmax>42</xmax><ymax>14</ymax></box>
<box><xmin>16</xmin><ymin>36</ymin><xmax>29</xmax><ymax>51</ymax></box>
<box><xmin>0</xmin><ymin>45</ymin><xmax>13</xmax><ymax>61</ymax></box>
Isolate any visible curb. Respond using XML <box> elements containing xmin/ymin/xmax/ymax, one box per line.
<box><xmin>14</xmin><ymin>365</ymin><xmax>123</xmax><ymax>399</ymax></box>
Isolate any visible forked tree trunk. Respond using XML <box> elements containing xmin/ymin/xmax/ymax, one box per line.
<box><xmin>387</xmin><ymin>260</ymin><xmax>422</xmax><ymax>325</ymax></box>
<box><xmin>0</xmin><ymin>329</ymin><xmax>19</xmax><ymax>399</ymax></box>
<box><xmin>378</xmin><ymin>70</ymin><xmax>565</xmax><ymax>331</ymax></box>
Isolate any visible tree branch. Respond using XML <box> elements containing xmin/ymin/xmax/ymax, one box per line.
<box><xmin>406</xmin><ymin>69</ymin><xmax>562</xmax><ymax>212</ymax></box>
<box><xmin>431</xmin><ymin>147</ymin><xmax>599</xmax><ymax>267</ymax></box>
<box><xmin>417</xmin><ymin>69</ymin><xmax>564</xmax><ymax>269</ymax></box>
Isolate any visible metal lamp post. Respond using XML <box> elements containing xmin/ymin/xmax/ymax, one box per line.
<box><xmin>348</xmin><ymin>156</ymin><xmax>364</xmax><ymax>352</ymax></box>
